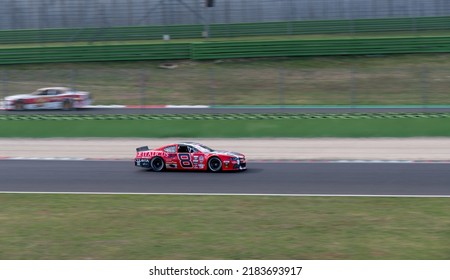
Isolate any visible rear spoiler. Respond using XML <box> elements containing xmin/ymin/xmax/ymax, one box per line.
<box><xmin>136</xmin><ymin>146</ymin><xmax>150</xmax><ymax>152</ymax></box>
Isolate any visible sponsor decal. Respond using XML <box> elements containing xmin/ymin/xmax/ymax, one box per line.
<box><xmin>178</xmin><ymin>153</ymin><xmax>193</xmax><ymax>168</ymax></box>
<box><xmin>136</xmin><ymin>151</ymin><xmax>163</xmax><ymax>158</ymax></box>
<box><xmin>34</xmin><ymin>97</ymin><xmax>47</xmax><ymax>107</ymax></box>
<box><xmin>193</xmin><ymin>155</ymin><xmax>199</xmax><ymax>164</ymax></box>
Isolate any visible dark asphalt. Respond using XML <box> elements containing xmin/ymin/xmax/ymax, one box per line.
<box><xmin>1</xmin><ymin>160</ymin><xmax>449</xmax><ymax>196</ymax></box>
<box><xmin>2</xmin><ymin>107</ymin><xmax>450</xmax><ymax>115</ymax></box>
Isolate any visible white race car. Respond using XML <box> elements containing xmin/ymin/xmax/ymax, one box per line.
<box><xmin>3</xmin><ymin>87</ymin><xmax>92</xmax><ymax>110</ymax></box>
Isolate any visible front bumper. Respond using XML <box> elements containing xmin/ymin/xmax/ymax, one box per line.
<box><xmin>73</xmin><ymin>98</ymin><xmax>93</xmax><ymax>108</ymax></box>
<box><xmin>231</xmin><ymin>158</ymin><xmax>247</xmax><ymax>171</ymax></box>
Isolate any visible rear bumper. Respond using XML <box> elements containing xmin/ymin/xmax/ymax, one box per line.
<box><xmin>135</xmin><ymin>158</ymin><xmax>150</xmax><ymax>168</ymax></box>
<box><xmin>2</xmin><ymin>100</ymin><xmax>14</xmax><ymax>110</ymax></box>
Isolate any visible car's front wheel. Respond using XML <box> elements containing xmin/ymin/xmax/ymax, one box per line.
<box><xmin>208</xmin><ymin>157</ymin><xmax>222</xmax><ymax>172</ymax></box>
<box><xmin>62</xmin><ymin>99</ymin><xmax>73</xmax><ymax>110</ymax></box>
<box><xmin>150</xmin><ymin>157</ymin><xmax>165</xmax><ymax>172</ymax></box>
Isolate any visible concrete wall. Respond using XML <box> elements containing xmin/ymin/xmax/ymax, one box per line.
<box><xmin>1</xmin><ymin>0</ymin><xmax>450</xmax><ymax>30</ymax></box>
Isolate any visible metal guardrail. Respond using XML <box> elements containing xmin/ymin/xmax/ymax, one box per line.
<box><xmin>191</xmin><ymin>36</ymin><xmax>450</xmax><ymax>59</ymax></box>
<box><xmin>1</xmin><ymin>16</ymin><xmax>450</xmax><ymax>44</ymax></box>
<box><xmin>1</xmin><ymin>36</ymin><xmax>450</xmax><ymax>64</ymax></box>
<box><xmin>0</xmin><ymin>43</ymin><xmax>191</xmax><ymax>64</ymax></box>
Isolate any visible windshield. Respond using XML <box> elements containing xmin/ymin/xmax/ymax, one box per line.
<box><xmin>196</xmin><ymin>144</ymin><xmax>214</xmax><ymax>152</ymax></box>
<box><xmin>31</xmin><ymin>90</ymin><xmax>44</xmax><ymax>95</ymax></box>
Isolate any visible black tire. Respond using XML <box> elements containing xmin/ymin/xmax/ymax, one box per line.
<box><xmin>62</xmin><ymin>99</ymin><xmax>73</xmax><ymax>110</ymax></box>
<box><xmin>150</xmin><ymin>157</ymin><xmax>165</xmax><ymax>172</ymax></box>
<box><xmin>14</xmin><ymin>100</ymin><xmax>24</xmax><ymax>111</ymax></box>
<box><xmin>207</xmin><ymin>157</ymin><xmax>222</xmax><ymax>172</ymax></box>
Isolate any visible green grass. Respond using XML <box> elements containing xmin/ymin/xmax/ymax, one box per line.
<box><xmin>0</xmin><ymin>194</ymin><xmax>448</xmax><ymax>259</ymax></box>
<box><xmin>0</xmin><ymin>117</ymin><xmax>449</xmax><ymax>137</ymax></box>
<box><xmin>2</xmin><ymin>53</ymin><xmax>450</xmax><ymax>105</ymax></box>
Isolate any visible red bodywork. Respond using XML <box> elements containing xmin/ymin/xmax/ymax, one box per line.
<box><xmin>134</xmin><ymin>142</ymin><xmax>247</xmax><ymax>172</ymax></box>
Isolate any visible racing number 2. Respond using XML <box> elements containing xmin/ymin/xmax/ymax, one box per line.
<box><xmin>178</xmin><ymin>154</ymin><xmax>193</xmax><ymax>168</ymax></box>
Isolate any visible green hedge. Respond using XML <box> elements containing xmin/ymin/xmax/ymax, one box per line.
<box><xmin>1</xmin><ymin>116</ymin><xmax>450</xmax><ymax>137</ymax></box>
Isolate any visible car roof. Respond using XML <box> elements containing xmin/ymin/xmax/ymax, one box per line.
<box><xmin>177</xmin><ymin>142</ymin><xmax>203</xmax><ymax>146</ymax></box>
<box><xmin>160</xmin><ymin>142</ymin><xmax>204</xmax><ymax>148</ymax></box>
<box><xmin>159</xmin><ymin>142</ymin><xmax>205</xmax><ymax>148</ymax></box>
<box><xmin>36</xmin><ymin>87</ymin><xmax>71</xmax><ymax>91</ymax></box>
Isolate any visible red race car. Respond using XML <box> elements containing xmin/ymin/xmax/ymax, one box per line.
<box><xmin>134</xmin><ymin>142</ymin><xmax>247</xmax><ymax>172</ymax></box>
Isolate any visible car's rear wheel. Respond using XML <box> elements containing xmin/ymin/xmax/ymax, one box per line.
<box><xmin>208</xmin><ymin>157</ymin><xmax>222</xmax><ymax>172</ymax></box>
<box><xmin>14</xmin><ymin>100</ymin><xmax>24</xmax><ymax>111</ymax></box>
<box><xmin>150</xmin><ymin>157</ymin><xmax>165</xmax><ymax>172</ymax></box>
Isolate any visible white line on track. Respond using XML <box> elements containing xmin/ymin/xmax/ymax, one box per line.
<box><xmin>0</xmin><ymin>191</ymin><xmax>449</xmax><ymax>198</ymax></box>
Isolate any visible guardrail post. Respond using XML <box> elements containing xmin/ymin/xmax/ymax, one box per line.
<box><xmin>70</xmin><ymin>69</ymin><xmax>77</xmax><ymax>90</ymax></box>
<box><xmin>208</xmin><ymin>67</ymin><xmax>215</xmax><ymax>107</ymax></box>
<box><xmin>140</xmin><ymin>70</ymin><xmax>148</xmax><ymax>109</ymax></box>
<box><xmin>1</xmin><ymin>69</ymin><xmax>8</xmax><ymax>115</ymax></box>
<box><xmin>204</xmin><ymin>1</ymin><xmax>211</xmax><ymax>38</ymax></box>
<box><xmin>420</xmin><ymin>66</ymin><xmax>429</xmax><ymax>109</ymax></box>
<box><xmin>278</xmin><ymin>68</ymin><xmax>285</xmax><ymax>109</ymax></box>
<box><xmin>286</xmin><ymin>0</ymin><xmax>296</xmax><ymax>35</ymax></box>
<box><xmin>1</xmin><ymin>69</ymin><xmax>8</xmax><ymax>100</ymax></box>
<box><xmin>350</xmin><ymin>67</ymin><xmax>357</xmax><ymax>107</ymax></box>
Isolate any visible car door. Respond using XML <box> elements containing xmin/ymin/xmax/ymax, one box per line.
<box><xmin>189</xmin><ymin>147</ymin><xmax>206</xmax><ymax>170</ymax></box>
<box><xmin>33</xmin><ymin>90</ymin><xmax>50</xmax><ymax>109</ymax></box>
<box><xmin>176</xmin><ymin>144</ymin><xmax>193</xmax><ymax>169</ymax></box>
<box><xmin>176</xmin><ymin>145</ymin><xmax>206</xmax><ymax>170</ymax></box>
<box><xmin>46</xmin><ymin>89</ymin><xmax>63</xmax><ymax>109</ymax></box>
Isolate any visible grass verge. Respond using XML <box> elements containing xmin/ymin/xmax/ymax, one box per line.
<box><xmin>0</xmin><ymin>194</ymin><xmax>448</xmax><ymax>259</ymax></box>
<box><xmin>0</xmin><ymin>117</ymin><xmax>449</xmax><ymax>137</ymax></box>
<box><xmin>2</xmin><ymin>54</ymin><xmax>450</xmax><ymax>105</ymax></box>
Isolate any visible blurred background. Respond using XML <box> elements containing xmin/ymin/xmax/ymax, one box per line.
<box><xmin>2</xmin><ymin>63</ymin><xmax>450</xmax><ymax>106</ymax></box>
<box><xmin>1</xmin><ymin>0</ymin><xmax>450</xmax><ymax>106</ymax></box>
<box><xmin>2</xmin><ymin>0</ymin><xmax>450</xmax><ymax>30</ymax></box>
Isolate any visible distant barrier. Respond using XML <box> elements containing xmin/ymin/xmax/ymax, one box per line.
<box><xmin>0</xmin><ymin>43</ymin><xmax>191</xmax><ymax>64</ymax></box>
<box><xmin>1</xmin><ymin>16</ymin><xmax>450</xmax><ymax>44</ymax></box>
<box><xmin>191</xmin><ymin>36</ymin><xmax>450</xmax><ymax>60</ymax></box>
<box><xmin>1</xmin><ymin>36</ymin><xmax>450</xmax><ymax>65</ymax></box>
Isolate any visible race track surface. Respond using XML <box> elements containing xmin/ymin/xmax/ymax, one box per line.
<box><xmin>1</xmin><ymin>160</ymin><xmax>449</xmax><ymax>196</ymax></box>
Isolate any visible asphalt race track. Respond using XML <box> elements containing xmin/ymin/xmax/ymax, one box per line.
<box><xmin>1</xmin><ymin>160</ymin><xmax>449</xmax><ymax>196</ymax></box>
